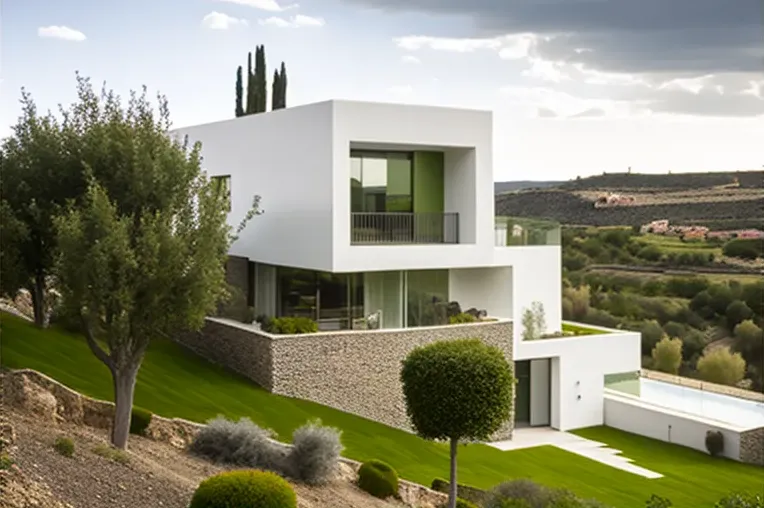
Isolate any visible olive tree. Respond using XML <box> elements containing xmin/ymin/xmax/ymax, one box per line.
<box><xmin>651</xmin><ymin>337</ymin><xmax>682</xmax><ymax>375</ymax></box>
<box><xmin>697</xmin><ymin>348</ymin><xmax>746</xmax><ymax>387</ymax></box>
<box><xmin>0</xmin><ymin>92</ymin><xmax>86</xmax><ymax>325</ymax></box>
<box><xmin>54</xmin><ymin>75</ymin><xmax>260</xmax><ymax>449</ymax></box>
<box><xmin>400</xmin><ymin>339</ymin><xmax>514</xmax><ymax>508</ymax></box>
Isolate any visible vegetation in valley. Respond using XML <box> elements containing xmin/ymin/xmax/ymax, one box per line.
<box><xmin>560</xmin><ymin>225</ymin><xmax>763</xmax><ymax>391</ymax></box>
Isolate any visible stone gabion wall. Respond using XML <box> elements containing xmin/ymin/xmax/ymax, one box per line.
<box><xmin>175</xmin><ymin>319</ymin><xmax>273</xmax><ymax>390</ymax></box>
<box><xmin>270</xmin><ymin>320</ymin><xmax>515</xmax><ymax>440</ymax></box>
<box><xmin>175</xmin><ymin>318</ymin><xmax>515</xmax><ymax>440</ymax></box>
<box><xmin>739</xmin><ymin>427</ymin><xmax>764</xmax><ymax>466</ymax></box>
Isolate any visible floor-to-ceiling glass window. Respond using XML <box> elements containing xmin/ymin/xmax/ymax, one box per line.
<box><xmin>365</xmin><ymin>271</ymin><xmax>403</xmax><ymax>329</ymax></box>
<box><xmin>406</xmin><ymin>269</ymin><xmax>449</xmax><ymax>327</ymax></box>
<box><xmin>276</xmin><ymin>267</ymin><xmax>365</xmax><ymax>330</ymax></box>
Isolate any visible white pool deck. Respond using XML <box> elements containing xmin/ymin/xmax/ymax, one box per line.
<box><xmin>490</xmin><ymin>427</ymin><xmax>663</xmax><ymax>479</ymax></box>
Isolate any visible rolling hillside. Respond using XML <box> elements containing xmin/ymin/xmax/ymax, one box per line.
<box><xmin>495</xmin><ymin>170</ymin><xmax>764</xmax><ymax>227</ymax></box>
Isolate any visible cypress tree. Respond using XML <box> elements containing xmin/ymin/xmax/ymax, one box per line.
<box><xmin>271</xmin><ymin>69</ymin><xmax>280</xmax><ymax>111</ymax></box>
<box><xmin>235</xmin><ymin>66</ymin><xmax>244</xmax><ymax>117</ymax></box>
<box><xmin>245</xmin><ymin>51</ymin><xmax>255</xmax><ymax>115</ymax></box>
<box><xmin>278</xmin><ymin>61</ymin><xmax>287</xmax><ymax>109</ymax></box>
<box><xmin>255</xmin><ymin>45</ymin><xmax>267</xmax><ymax>113</ymax></box>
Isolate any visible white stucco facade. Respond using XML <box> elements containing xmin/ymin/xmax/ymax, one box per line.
<box><xmin>173</xmin><ymin>100</ymin><xmax>641</xmax><ymax>434</ymax></box>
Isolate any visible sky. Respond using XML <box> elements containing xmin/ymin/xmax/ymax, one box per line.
<box><xmin>2</xmin><ymin>0</ymin><xmax>763</xmax><ymax>181</ymax></box>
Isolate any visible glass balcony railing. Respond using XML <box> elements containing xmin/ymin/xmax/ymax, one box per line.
<box><xmin>495</xmin><ymin>216</ymin><xmax>561</xmax><ymax>247</ymax></box>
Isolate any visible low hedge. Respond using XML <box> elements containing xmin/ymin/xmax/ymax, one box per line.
<box><xmin>129</xmin><ymin>407</ymin><xmax>153</xmax><ymax>436</ymax></box>
<box><xmin>189</xmin><ymin>470</ymin><xmax>296</xmax><ymax>508</ymax></box>
<box><xmin>357</xmin><ymin>459</ymin><xmax>399</xmax><ymax>499</ymax></box>
<box><xmin>431</xmin><ymin>477</ymin><xmax>487</xmax><ymax>505</ymax></box>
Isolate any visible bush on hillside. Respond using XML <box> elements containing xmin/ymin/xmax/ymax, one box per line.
<box><xmin>690</xmin><ymin>290</ymin><xmax>717</xmax><ymax>320</ymax></box>
<box><xmin>189</xmin><ymin>470</ymin><xmax>296</xmax><ymax>508</ymax></box>
<box><xmin>53</xmin><ymin>437</ymin><xmax>75</xmax><ymax>458</ymax></box>
<box><xmin>484</xmin><ymin>479</ymin><xmax>611</xmax><ymax>508</ymax></box>
<box><xmin>563</xmin><ymin>252</ymin><xmax>589</xmax><ymax>272</ymax></box>
<box><xmin>286</xmin><ymin>420</ymin><xmax>343</xmax><ymax>486</ymax></box>
<box><xmin>651</xmin><ymin>337</ymin><xmax>683</xmax><ymax>375</ymax></box>
<box><xmin>662</xmin><ymin>321</ymin><xmax>686</xmax><ymax>340</ymax></box>
<box><xmin>725</xmin><ymin>300</ymin><xmax>754</xmax><ymax>329</ymax></box>
<box><xmin>129</xmin><ymin>407</ymin><xmax>152</xmax><ymax>436</ymax></box>
<box><xmin>741</xmin><ymin>281</ymin><xmax>764</xmax><ymax>317</ymax></box>
<box><xmin>563</xmin><ymin>285</ymin><xmax>590</xmax><ymax>321</ymax></box>
<box><xmin>681</xmin><ymin>329</ymin><xmax>710</xmax><ymax>362</ymax></box>
<box><xmin>723</xmin><ymin>239</ymin><xmax>763</xmax><ymax>260</ymax></box>
<box><xmin>640</xmin><ymin>321</ymin><xmax>665</xmax><ymax>356</ymax></box>
<box><xmin>665</xmin><ymin>277</ymin><xmax>710</xmax><ymax>299</ymax></box>
<box><xmin>709</xmin><ymin>285</ymin><xmax>735</xmax><ymax>316</ymax></box>
<box><xmin>733</xmin><ymin>320</ymin><xmax>764</xmax><ymax>359</ymax></box>
<box><xmin>357</xmin><ymin>460</ymin><xmax>399</xmax><ymax>499</ymax></box>
<box><xmin>715</xmin><ymin>492</ymin><xmax>764</xmax><ymax>508</ymax></box>
<box><xmin>641</xmin><ymin>279</ymin><xmax>666</xmax><ymax>297</ymax></box>
<box><xmin>580</xmin><ymin>308</ymin><xmax>620</xmax><ymax>329</ymax></box>
<box><xmin>705</xmin><ymin>430</ymin><xmax>724</xmax><ymax>458</ymax></box>
<box><xmin>637</xmin><ymin>245</ymin><xmax>662</xmax><ymax>262</ymax></box>
<box><xmin>189</xmin><ymin>416</ymin><xmax>286</xmax><ymax>472</ymax></box>
<box><xmin>697</xmin><ymin>349</ymin><xmax>746</xmax><ymax>387</ymax></box>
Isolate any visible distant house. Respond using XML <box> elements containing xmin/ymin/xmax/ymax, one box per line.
<box><xmin>736</xmin><ymin>229</ymin><xmax>764</xmax><ymax>239</ymax></box>
<box><xmin>640</xmin><ymin>219</ymin><xmax>670</xmax><ymax>234</ymax></box>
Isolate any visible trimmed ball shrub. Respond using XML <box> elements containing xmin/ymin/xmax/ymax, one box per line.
<box><xmin>357</xmin><ymin>459</ymin><xmax>399</xmax><ymax>499</ymax></box>
<box><xmin>705</xmin><ymin>430</ymin><xmax>724</xmax><ymax>457</ymax></box>
<box><xmin>189</xmin><ymin>470</ymin><xmax>296</xmax><ymax>508</ymax></box>
<box><xmin>53</xmin><ymin>437</ymin><xmax>75</xmax><ymax>458</ymax></box>
<box><xmin>287</xmin><ymin>420</ymin><xmax>343</xmax><ymax>486</ymax></box>
<box><xmin>129</xmin><ymin>407</ymin><xmax>153</xmax><ymax>436</ymax></box>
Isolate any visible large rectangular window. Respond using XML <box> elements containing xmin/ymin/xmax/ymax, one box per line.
<box><xmin>406</xmin><ymin>269</ymin><xmax>449</xmax><ymax>327</ymax></box>
<box><xmin>350</xmin><ymin>151</ymin><xmax>413</xmax><ymax>213</ymax></box>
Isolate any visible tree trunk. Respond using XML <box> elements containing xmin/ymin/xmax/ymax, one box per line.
<box><xmin>111</xmin><ymin>365</ymin><xmax>138</xmax><ymax>450</ymax></box>
<box><xmin>29</xmin><ymin>273</ymin><xmax>46</xmax><ymax>327</ymax></box>
<box><xmin>449</xmin><ymin>437</ymin><xmax>458</xmax><ymax>508</ymax></box>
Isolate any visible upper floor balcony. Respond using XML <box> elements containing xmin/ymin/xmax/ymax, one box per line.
<box><xmin>350</xmin><ymin>149</ymin><xmax>462</xmax><ymax>245</ymax></box>
<box><xmin>495</xmin><ymin>216</ymin><xmax>561</xmax><ymax>247</ymax></box>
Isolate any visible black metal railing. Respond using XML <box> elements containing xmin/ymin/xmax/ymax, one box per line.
<box><xmin>351</xmin><ymin>212</ymin><xmax>459</xmax><ymax>245</ymax></box>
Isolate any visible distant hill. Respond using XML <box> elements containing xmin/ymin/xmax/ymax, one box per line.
<box><xmin>494</xmin><ymin>181</ymin><xmax>565</xmax><ymax>193</ymax></box>
<box><xmin>495</xmin><ymin>170</ymin><xmax>764</xmax><ymax>227</ymax></box>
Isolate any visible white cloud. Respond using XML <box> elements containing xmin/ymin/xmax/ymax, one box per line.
<box><xmin>37</xmin><ymin>25</ymin><xmax>86</xmax><ymax>42</ymax></box>
<box><xmin>499</xmin><ymin>85</ymin><xmax>642</xmax><ymax>118</ymax></box>
<box><xmin>741</xmin><ymin>80</ymin><xmax>764</xmax><ymax>98</ymax></box>
<box><xmin>401</xmin><ymin>55</ymin><xmax>421</xmax><ymax>64</ymax></box>
<box><xmin>202</xmin><ymin>12</ymin><xmax>249</xmax><ymax>30</ymax></box>
<box><xmin>522</xmin><ymin>58</ymin><xmax>569</xmax><ymax>83</ymax></box>
<box><xmin>388</xmin><ymin>85</ymin><xmax>413</xmax><ymax>95</ymax></box>
<box><xmin>215</xmin><ymin>0</ymin><xmax>297</xmax><ymax>12</ymax></box>
<box><xmin>658</xmin><ymin>74</ymin><xmax>715</xmax><ymax>95</ymax></box>
<box><xmin>394</xmin><ymin>33</ymin><xmax>541</xmax><ymax>59</ymax></box>
<box><xmin>259</xmin><ymin>14</ymin><xmax>324</xmax><ymax>27</ymax></box>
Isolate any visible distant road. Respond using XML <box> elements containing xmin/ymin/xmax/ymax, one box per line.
<box><xmin>585</xmin><ymin>264</ymin><xmax>763</xmax><ymax>276</ymax></box>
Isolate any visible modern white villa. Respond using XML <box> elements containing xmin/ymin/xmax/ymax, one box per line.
<box><xmin>170</xmin><ymin>100</ymin><xmax>762</xmax><ymax>465</ymax></box>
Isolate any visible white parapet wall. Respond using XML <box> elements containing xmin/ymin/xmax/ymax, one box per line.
<box><xmin>515</xmin><ymin>324</ymin><xmax>642</xmax><ymax>432</ymax></box>
<box><xmin>604</xmin><ymin>389</ymin><xmax>745</xmax><ymax>462</ymax></box>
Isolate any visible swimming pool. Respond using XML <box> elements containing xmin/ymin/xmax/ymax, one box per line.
<box><xmin>613</xmin><ymin>378</ymin><xmax>764</xmax><ymax>428</ymax></box>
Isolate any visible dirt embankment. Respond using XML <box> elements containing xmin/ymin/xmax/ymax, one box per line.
<box><xmin>0</xmin><ymin>369</ymin><xmax>446</xmax><ymax>508</ymax></box>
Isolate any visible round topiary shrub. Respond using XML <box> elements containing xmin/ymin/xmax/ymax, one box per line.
<box><xmin>129</xmin><ymin>407</ymin><xmax>153</xmax><ymax>436</ymax></box>
<box><xmin>189</xmin><ymin>469</ymin><xmax>297</xmax><ymax>508</ymax></box>
<box><xmin>705</xmin><ymin>430</ymin><xmax>724</xmax><ymax>457</ymax></box>
<box><xmin>53</xmin><ymin>437</ymin><xmax>75</xmax><ymax>458</ymax></box>
<box><xmin>357</xmin><ymin>460</ymin><xmax>399</xmax><ymax>499</ymax></box>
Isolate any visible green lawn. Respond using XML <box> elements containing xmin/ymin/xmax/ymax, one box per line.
<box><xmin>640</xmin><ymin>234</ymin><xmax>722</xmax><ymax>255</ymax></box>
<box><xmin>2</xmin><ymin>313</ymin><xmax>762</xmax><ymax>507</ymax></box>
<box><xmin>562</xmin><ymin>322</ymin><xmax>605</xmax><ymax>336</ymax></box>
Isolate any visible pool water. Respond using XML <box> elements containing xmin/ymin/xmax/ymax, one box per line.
<box><xmin>621</xmin><ymin>378</ymin><xmax>764</xmax><ymax>428</ymax></box>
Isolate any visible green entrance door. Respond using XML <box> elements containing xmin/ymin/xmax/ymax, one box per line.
<box><xmin>515</xmin><ymin>360</ymin><xmax>531</xmax><ymax>425</ymax></box>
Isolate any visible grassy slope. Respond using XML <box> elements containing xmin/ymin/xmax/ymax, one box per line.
<box><xmin>640</xmin><ymin>234</ymin><xmax>722</xmax><ymax>256</ymax></box>
<box><xmin>2</xmin><ymin>313</ymin><xmax>762</xmax><ymax>507</ymax></box>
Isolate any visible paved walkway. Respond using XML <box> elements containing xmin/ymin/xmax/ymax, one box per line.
<box><xmin>489</xmin><ymin>427</ymin><xmax>663</xmax><ymax>479</ymax></box>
